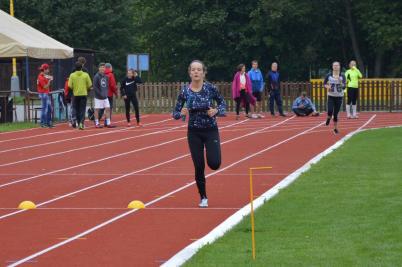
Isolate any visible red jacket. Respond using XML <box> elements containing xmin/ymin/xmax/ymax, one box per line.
<box><xmin>105</xmin><ymin>69</ymin><xmax>117</xmax><ymax>97</ymax></box>
<box><xmin>37</xmin><ymin>73</ymin><xmax>51</xmax><ymax>94</ymax></box>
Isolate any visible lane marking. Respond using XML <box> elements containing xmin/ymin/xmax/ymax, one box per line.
<box><xmin>0</xmin><ymin>123</ymin><xmax>186</xmax><ymax>167</ymax></box>
<box><xmin>7</xmin><ymin>120</ymin><xmax>326</xmax><ymax>267</ymax></box>
<box><xmin>0</xmin><ymin>119</ymin><xmax>252</xmax><ymax>219</ymax></box>
<box><xmin>0</xmin><ymin>118</ymin><xmax>172</xmax><ymax>154</ymax></box>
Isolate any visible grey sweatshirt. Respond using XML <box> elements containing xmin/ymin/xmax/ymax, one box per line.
<box><xmin>93</xmin><ymin>72</ymin><xmax>109</xmax><ymax>100</ymax></box>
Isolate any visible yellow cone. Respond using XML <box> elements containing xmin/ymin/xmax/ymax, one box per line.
<box><xmin>18</xmin><ymin>201</ymin><xmax>36</xmax><ymax>210</ymax></box>
<box><xmin>127</xmin><ymin>200</ymin><xmax>145</xmax><ymax>209</ymax></box>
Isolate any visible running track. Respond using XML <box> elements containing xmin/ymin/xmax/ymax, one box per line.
<box><xmin>0</xmin><ymin>112</ymin><xmax>401</xmax><ymax>266</ymax></box>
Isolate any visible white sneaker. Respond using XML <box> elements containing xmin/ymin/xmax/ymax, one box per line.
<box><xmin>199</xmin><ymin>198</ymin><xmax>208</xmax><ymax>208</ymax></box>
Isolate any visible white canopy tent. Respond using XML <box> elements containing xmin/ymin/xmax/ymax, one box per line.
<box><xmin>0</xmin><ymin>9</ymin><xmax>73</xmax><ymax>59</ymax></box>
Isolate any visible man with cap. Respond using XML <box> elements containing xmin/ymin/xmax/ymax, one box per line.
<box><xmin>37</xmin><ymin>63</ymin><xmax>54</xmax><ymax>128</ymax></box>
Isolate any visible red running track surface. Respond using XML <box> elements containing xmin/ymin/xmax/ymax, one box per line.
<box><xmin>0</xmin><ymin>112</ymin><xmax>401</xmax><ymax>266</ymax></box>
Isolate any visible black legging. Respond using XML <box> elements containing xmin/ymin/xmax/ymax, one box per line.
<box><xmin>347</xmin><ymin>87</ymin><xmax>358</xmax><ymax>105</ymax></box>
<box><xmin>124</xmin><ymin>94</ymin><xmax>140</xmax><ymax>123</ymax></box>
<box><xmin>327</xmin><ymin>96</ymin><xmax>343</xmax><ymax>122</ymax></box>
<box><xmin>73</xmin><ymin>96</ymin><xmax>87</xmax><ymax>124</ymax></box>
<box><xmin>293</xmin><ymin>107</ymin><xmax>313</xmax><ymax>116</ymax></box>
<box><xmin>188</xmin><ymin>128</ymin><xmax>221</xmax><ymax>199</ymax></box>
<box><xmin>235</xmin><ymin>89</ymin><xmax>250</xmax><ymax>115</ymax></box>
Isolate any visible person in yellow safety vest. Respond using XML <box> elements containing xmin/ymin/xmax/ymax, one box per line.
<box><xmin>345</xmin><ymin>60</ymin><xmax>363</xmax><ymax>119</ymax></box>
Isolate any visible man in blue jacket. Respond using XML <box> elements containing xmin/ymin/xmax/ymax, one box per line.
<box><xmin>292</xmin><ymin>91</ymin><xmax>319</xmax><ymax>117</ymax></box>
<box><xmin>266</xmin><ymin>62</ymin><xmax>285</xmax><ymax>116</ymax></box>
<box><xmin>248</xmin><ymin>60</ymin><xmax>264</xmax><ymax>117</ymax></box>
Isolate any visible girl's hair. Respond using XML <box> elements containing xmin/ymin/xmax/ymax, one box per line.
<box><xmin>127</xmin><ymin>68</ymin><xmax>136</xmax><ymax>74</ymax></box>
<box><xmin>332</xmin><ymin>61</ymin><xmax>341</xmax><ymax>69</ymax></box>
<box><xmin>188</xmin><ymin>60</ymin><xmax>207</xmax><ymax>74</ymax></box>
<box><xmin>237</xmin><ymin>64</ymin><xmax>245</xmax><ymax>72</ymax></box>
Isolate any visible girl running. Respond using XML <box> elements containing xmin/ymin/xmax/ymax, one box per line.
<box><xmin>345</xmin><ymin>60</ymin><xmax>363</xmax><ymax>119</ymax></box>
<box><xmin>120</xmin><ymin>69</ymin><xmax>142</xmax><ymax>127</ymax></box>
<box><xmin>324</xmin><ymin>61</ymin><xmax>346</xmax><ymax>134</ymax></box>
<box><xmin>173</xmin><ymin>60</ymin><xmax>226</xmax><ymax>208</ymax></box>
<box><xmin>232</xmin><ymin>64</ymin><xmax>252</xmax><ymax>120</ymax></box>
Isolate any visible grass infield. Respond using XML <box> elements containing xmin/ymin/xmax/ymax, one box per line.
<box><xmin>186</xmin><ymin>127</ymin><xmax>402</xmax><ymax>267</ymax></box>
<box><xmin>0</xmin><ymin>122</ymin><xmax>37</xmax><ymax>132</ymax></box>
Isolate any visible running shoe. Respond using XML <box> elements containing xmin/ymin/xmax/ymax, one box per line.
<box><xmin>136</xmin><ymin>122</ymin><xmax>143</xmax><ymax>127</ymax></box>
<box><xmin>325</xmin><ymin>118</ymin><xmax>331</xmax><ymax>126</ymax></box>
<box><xmin>333</xmin><ymin>128</ymin><xmax>339</xmax><ymax>134</ymax></box>
<box><xmin>199</xmin><ymin>198</ymin><xmax>208</xmax><ymax>208</ymax></box>
<box><xmin>95</xmin><ymin>124</ymin><xmax>103</xmax><ymax>129</ymax></box>
<box><xmin>48</xmin><ymin>124</ymin><xmax>55</xmax><ymax>128</ymax></box>
<box><xmin>127</xmin><ymin>122</ymin><xmax>131</xmax><ymax>127</ymax></box>
<box><xmin>79</xmin><ymin>123</ymin><xmax>84</xmax><ymax>130</ymax></box>
<box><xmin>106</xmin><ymin>124</ymin><xmax>116</xmax><ymax>128</ymax></box>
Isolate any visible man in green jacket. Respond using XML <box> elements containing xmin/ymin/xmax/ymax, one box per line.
<box><xmin>345</xmin><ymin>60</ymin><xmax>363</xmax><ymax>119</ymax></box>
<box><xmin>68</xmin><ymin>62</ymin><xmax>92</xmax><ymax>130</ymax></box>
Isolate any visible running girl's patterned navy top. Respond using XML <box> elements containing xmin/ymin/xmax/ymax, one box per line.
<box><xmin>173</xmin><ymin>82</ymin><xmax>226</xmax><ymax>130</ymax></box>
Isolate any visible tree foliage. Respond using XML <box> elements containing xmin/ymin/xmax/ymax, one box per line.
<box><xmin>1</xmin><ymin>0</ymin><xmax>401</xmax><ymax>80</ymax></box>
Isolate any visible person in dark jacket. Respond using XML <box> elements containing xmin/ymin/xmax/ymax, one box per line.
<box><xmin>93</xmin><ymin>63</ymin><xmax>114</xmax><ymax>128</ymax></box>
<box><xmin>266</xmin><ymin>62</ymin><xmax>285</xmax><ymax>116</ymax></box>
<box><xmin>120</xmin><ymin>69</ymin><xmax>142</xmax><ymax>127</ymax></box>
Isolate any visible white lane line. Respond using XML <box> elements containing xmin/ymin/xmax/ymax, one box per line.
<box><xmin>0</xmin><ymin>173</ymin><xmax>286</xmax><ymax>177</ymax></box>
<box><xmin>0</xmin><ymin>119</ymin><xmax>249</xmax><ymax>219</ymax></box>
<box><xmin>0</xmin><ymin>207</ymin><xmax>240</xmax><ymax>211</ymax></box>
<box><xmin>7</xmin><ymin>119</ymin><xmax>320</xmax><ymax>267</ymax></box>
<box><xmin>0</xmin><ymin>123</ymin><xmax>185</xmax><ymax>168</ymax></box>
<box><xmin>0</xmin><ymin>118</ymin><xmax>172</xmax><ymax>154</ymax></box>
<box><xmin>162</xmin><ymin>115</ymin><xmax>376</xmax><ymax>267</ymax></box>
<box><xmin>0</xmin><ymin>117</ymin><xmax>293</xmax><ymax>219</ymax></box>
<box><xmin>0</xmin><ymin>118</ymin><xmax>135</xmax><ymax>143</ymax></box>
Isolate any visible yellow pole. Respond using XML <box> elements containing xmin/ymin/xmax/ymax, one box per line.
<box><xmin>249</xmin><ymin>166</ymin><xmax>272</xmax><ymax>260</ymax></box>
<box><xmin>10</xmin><ymin>0</ymin><xmax>17</xmax><ymax>76</ymax></box>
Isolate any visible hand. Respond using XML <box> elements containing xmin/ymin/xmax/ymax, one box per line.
<box><xmin>134</xmin><ymin>71</ymin><xmax>138</xmax><ymax>77</ymax></box>
<box><xmin>298</xmin><ymin>104</ymin><xmax>304</xmax><ymax>109</ymax></box>
<box><xmin>325</xmin><ymin>83</ymin><xmax>331</xmax><ymax>90</ymax></box>
<box><xmin>181</xmin><ymin>107</ymin><xmax>188</xmax><ymax>116</ymax></box>
<box><xmin>207</xmin><ymin>108</ymin><xmax>218</xmax><ymax>117</ymax></box>
<box><xmin>123</xmin><ymin>95</ymin><xmax>127</xmax><ymax>99</ymax></box>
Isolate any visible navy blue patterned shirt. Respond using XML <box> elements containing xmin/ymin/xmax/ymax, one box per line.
<box><xmin>173</xmin><ymin>82</ymin><xmax>226</xmax><ymax>130</ymax></box>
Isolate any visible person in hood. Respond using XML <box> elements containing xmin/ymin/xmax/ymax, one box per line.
<box><xmin>68</xmin><ymin>62</ymin><xmax>92</xmax><ymax>130</ymax></box>
<box><xmin>98</xmin><ymin>63</ymin><xmax>118</xmax><ymax>122</ymax></box>
<box><xmin>37</xmin><ymin>63</ymin><xmax>54</xmax><ymax>128</ymax></box>
<box><xmin>120</xmin><ymin>69</ymin><xmax>142</xmax><ymax>127</ymax></box>
<box><xmin>93</xmin><ymin>63</ymin><xmax>114</xmax><ymax>128</ymax></box>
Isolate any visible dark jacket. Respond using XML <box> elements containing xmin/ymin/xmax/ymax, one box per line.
<box><xmin>93</xmin><ymin>72</ymin><xmax>109</xmax><ymax>100</ymax></box>
<box><xmin>120</xmin><ymin>76</ymin><xmax>142</xmax><ymax>96</ymax></box>
<box><xmin>266</xmin><ymin>71</ymin><xmax>280</xmax><ymax>91</ymax></box>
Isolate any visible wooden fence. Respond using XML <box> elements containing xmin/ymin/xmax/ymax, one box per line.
<box><xmin>115</xmin><ymin>79</ymin><xmax>402</xmax><ymax>113</ymax></box>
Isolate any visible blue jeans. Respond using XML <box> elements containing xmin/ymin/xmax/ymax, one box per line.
<box><xmin>269</xmin><ymin>90</ymin><xmax>283</xmax><ymax>115</ymax></box>
<box><xmin>39</xmin><ymin>93</ymin><xmax>52</xmax><ymax>125</ymax></box>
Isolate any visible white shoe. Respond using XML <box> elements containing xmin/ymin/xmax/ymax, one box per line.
<box><xmin>199</xmin><ymin>198</ymin><xmax>208</xmax><ymax>208</ymax></box>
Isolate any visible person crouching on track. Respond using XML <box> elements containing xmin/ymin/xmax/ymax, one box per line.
<box><xmin>292</xmin><ymin>91</ymin><xmax>319</xmax><ymax>117</ymax></box>
<box><xmin>120</xmin><ymin>69</ymin><xmax>142</xmax><ymax>127</ymax></box>
<box><xmin>68</xmin><ymin>62</ymin><xmax>92</xmax><ymax>130</ymax></box>
<box><xmin>93</xmin><ymin>63</ymin><xmax>114</xmax><ymax>128</ymax></box>
<box><xmin>172</xmin><ymin>60</ymin><xmax>226</xmax><ymax>208</ymax></box>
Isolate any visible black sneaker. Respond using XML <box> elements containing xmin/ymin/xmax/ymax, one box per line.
<box><xmin>325</xmin><ymin>118</ymin><xmax>331</xmax><ymax>126</ymax></box>
<box><xmin>333</xmin><ymin>128</ymin><xmax>339</xmax><ymax>134</ymax></box>
<box><xmin>48</xmin><ymin>124</ymin><xmax>55</xmax><ymax>128</ymax></box>
<box><xmin>280</xmin><ymin>113</ymin><xmax>286</xmax><ymax>117</ymax></box>
<box><xmin>40</xmin><ymin>124</ymin><xmax>47</xmax><ymax>128</ymax></box>
<box><xmin>72</xmin><ymin>122</ymin><xmax>77</xmax><ymax>128</ymax></box>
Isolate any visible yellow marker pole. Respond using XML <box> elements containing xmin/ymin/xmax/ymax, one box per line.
<box><xmin>10</xmin><ymin>0</ymin><xmax>17</xmax><ymax>76</ymax></box>
<box><xmin>249</xmin><ymin>166</ymin><xmax>272</xmax><ymax>260</ymax></box>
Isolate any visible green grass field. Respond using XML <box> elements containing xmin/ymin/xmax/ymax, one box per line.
<box><xmin>0</xmin><ymin>122</ymin><xmax>37</xmax><ymax>132</ymax></box>
<box><xmin>186</xmin><ymin>127</ymin><xmax>402</xmax><ymax>267</ymax></box>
